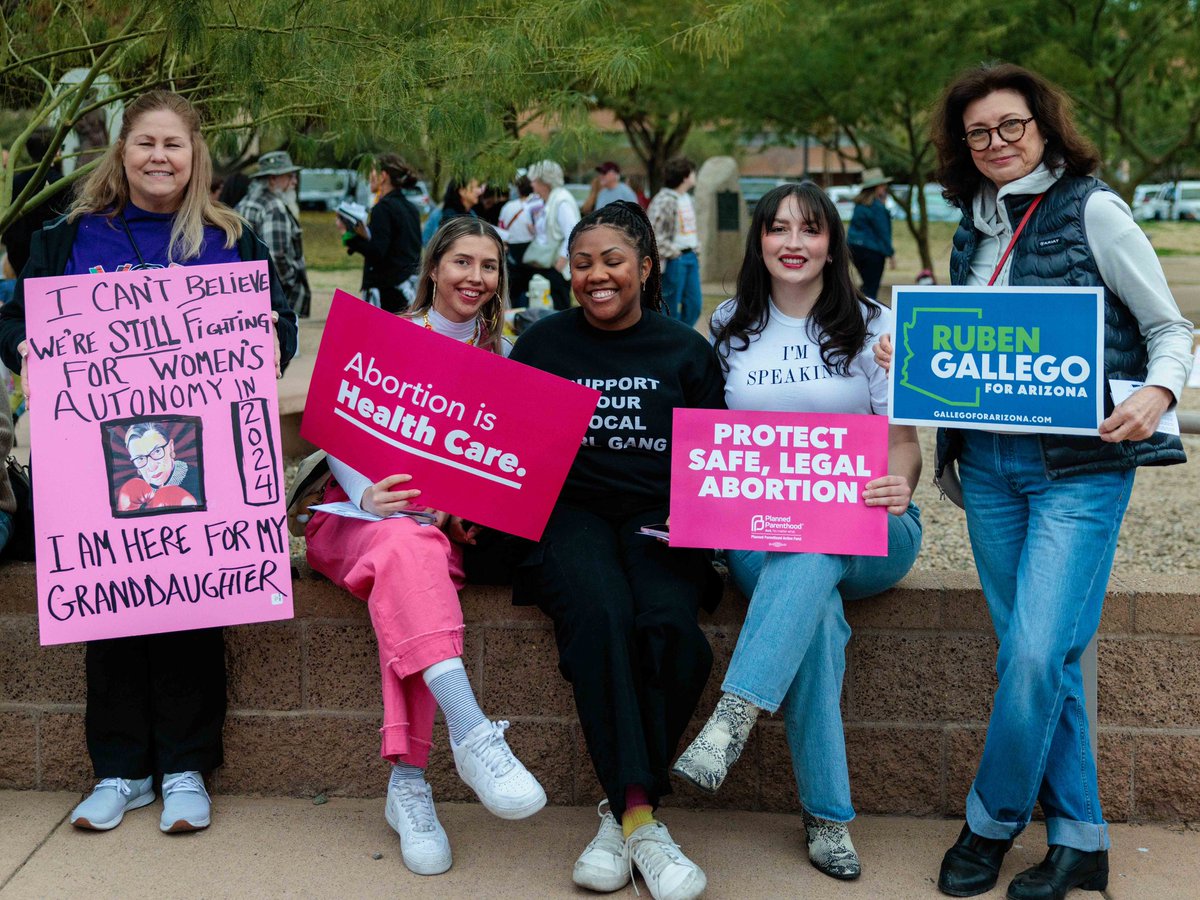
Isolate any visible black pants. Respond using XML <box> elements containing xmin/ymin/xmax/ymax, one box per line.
<box><xmin>849</xmin><ymin>244</ymin><xmax>886</xmax><ymax>299</ymax></box>
<box><xmin>517</xmin><ymin>503</ymin><xmax>716</xmax><ymax>817</ymax></box>
<box><xmin>544</xmin><ymin>266</ymin><xmax>571</xmax><ymax>312</ymax></box>
<box><xmin>507</xmin><ymin>243</ymin><xmax>532</xmax><ymax>308</ymax></box>
<box><xmin>85</xmin><ymin>628</ymin><xmax>227</xmax><ymax>778</ymax></box>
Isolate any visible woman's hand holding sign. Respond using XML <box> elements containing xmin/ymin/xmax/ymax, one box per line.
<box><xmin>863</xmin><ymin>474</ymin><xmax>912</xmax><ymax>516</ymax></box>
<box><xmin>361</xmin><ymin>473</ymin><xmax>422</xmax><ymax>518</ymax></box>
<box><xmin>1099</xmin><ymin>384</ymin><xmax>1172</xmax><ymax>443</ymax></box>
<box><xmin>17</xmin><ymin>339</ymin><xmax>29</xmax><ymax>406</ymax></box>
<box><xmin>873</xmin><ymin>333</ymin><xmax>893</xmax><ymax>374</ymax></box>
<box><xmin>270</xmin><ymin>311</ymin><xmax>282</xmax><ymax>379</ymax></box>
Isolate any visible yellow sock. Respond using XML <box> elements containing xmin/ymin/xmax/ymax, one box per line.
<box><xmin>622</xmin><ymin>804</ymin><xmax>655</xmax><ymax>839</ymax></box>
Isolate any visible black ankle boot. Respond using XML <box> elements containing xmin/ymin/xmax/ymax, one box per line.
<box><xmin>1006</xmin><ymin>846</ymin><xmax>1108</xmax><ymax>900</ymax></box>
<box><xmin>938</xmin><ymin>823</ymin><xmax>1014</xmax><ymax>897</ymax></box>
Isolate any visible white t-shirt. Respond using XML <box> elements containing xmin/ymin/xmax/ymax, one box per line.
<box><xmin>675</xmin><ymin>192</ymin><xmax>699</xmax><ymax>251</ymax></box>
<box><xmin>711</xmin><ymin>298</ymin><xmax>891</xmax><ymax>415</ymax></box>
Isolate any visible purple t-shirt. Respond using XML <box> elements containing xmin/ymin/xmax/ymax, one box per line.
<box><xmin>65</xmin><ymin>203</ymin><xmax>241</xmax><ymax>274</ymax></box>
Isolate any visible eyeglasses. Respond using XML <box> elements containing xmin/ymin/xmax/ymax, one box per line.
<box><xmin>131</xmin><ymin>442</ymin><xmax>169</xmax><ymax>468</ymax></box>
<box><xmin>964</xmin><ymin>117</ymin><xmax>1035</xmax><ymax>151</ymax></box>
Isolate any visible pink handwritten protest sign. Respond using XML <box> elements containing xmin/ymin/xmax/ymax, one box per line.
<box><xmin>300</xmin><ymin>290</ymin><xmax>599</xmax><ymax>540</ymax></box>
<box><xmin>669</xmin><ymin>409</ymin><xmax>890</xmax><ymax>555</ymax></box>
<box><xmin>26</xmin><ymin>262</ymin><xmax>293</xmax><ymax>646</ymax></box>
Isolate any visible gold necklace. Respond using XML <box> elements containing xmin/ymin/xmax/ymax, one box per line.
<box><xmin>423</xmin><ymin>310</ymin><xmax>479</xmax><ymax>345</ymax></box>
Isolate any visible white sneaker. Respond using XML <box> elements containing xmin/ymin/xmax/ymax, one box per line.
<box><xmin>160</xmin><ymin>771</ymin><xmax>211</xmax><ymax>832</ymax></box>
<box><xmin>70</xmin><ymin>777</ymin><xmax>155</xmax><ymax>830</ymax></box>
<box><xmin>627</xmin><ymin>821</ymin><xmax>707</xmax><ymax>900</ymax></box>
<box><xmin>385</xmin><ymin>780</ymin><xmax>452</xmax><ymax>876</ymax></box>
<box><xmin>451</xmin><ymin>720</ymin><xmax>546</xmax><ymax>820</ymax></box>
<box><xmin>573</xmin><ymin>800</ymin><xmax>630</xmax><ymax>892</ymax></box>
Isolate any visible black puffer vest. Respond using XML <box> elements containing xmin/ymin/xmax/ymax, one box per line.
<box><xmin>936</xmin><ymin>175</ymin><xmax>1185</xmax><ymax>480</ymax></box>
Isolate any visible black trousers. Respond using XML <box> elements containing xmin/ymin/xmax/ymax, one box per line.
<box><xmin>849</xmin><ymin>244</ymin><xmax>886</xmax><ymax>299</ymax></box>
<box><xmin>518</xmin><ymin>502</ymin><xmax>716</xmax><ymax>817</ymax></box>
<box><xmin>507</xmin><ymin>243</ymin><xmax>532</xmax><ymax>308</ymax></box>
<box><xmin>546</xmin><ymin>266</ymin><xmax>571</xmax><ymax>310</ymax></box>
<box><xmin>85</xmin><ymin>628</ymin><xmax>227</xmax><ymax>778</ymax></box>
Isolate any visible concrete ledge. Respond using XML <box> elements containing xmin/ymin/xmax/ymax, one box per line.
<box><xmin>2</xmin><ymin>559</ymin><xmax>1199</xmax><ymax>822</ymax></box>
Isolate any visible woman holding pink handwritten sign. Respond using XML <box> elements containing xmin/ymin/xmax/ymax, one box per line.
<box><xmin>672</xmin><ymin>183</ymin><xmax>923</xmax><ymax>882</ymax></box>
<box><xmin>305</xmin><ymin>217</ymin><xmax>546</xmax><ymax>877</ymax></box>
<box><xmin>0</xmin><ymin>91</ymin><xmax>298</xmax><ymax>835</ymax></box>
<box><xmin>508</xmin><ymin>201</ymin><xmax>725</xmax><ymax>900</ymax></box>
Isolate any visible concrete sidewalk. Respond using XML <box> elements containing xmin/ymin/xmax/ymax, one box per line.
<box><xmin>2</xmin><ymin>792</ymin><xmax>1195</xmax><ymax>899</ymax></box>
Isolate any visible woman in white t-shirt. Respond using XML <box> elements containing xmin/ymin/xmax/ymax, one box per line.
<box><xmin>671</xmin><ymin>182</ymin><xmax>923</xmax><ymax>881</ymax></box>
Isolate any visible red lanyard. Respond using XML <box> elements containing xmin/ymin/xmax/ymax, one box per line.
<box><xmin>988</xmin><ymin>193</ymin><xmax>1044</xmax><ymax>286</ymax></box>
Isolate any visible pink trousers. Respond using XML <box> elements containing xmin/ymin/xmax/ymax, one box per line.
<box><xmin>305</xmin><ymin>482</ymin><xmax>466</xmax><ymax>767</ymax></box>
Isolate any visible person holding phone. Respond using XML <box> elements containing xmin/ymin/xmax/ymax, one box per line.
<box><xmin>508</xmin><ymin>201</ymin><xmax>724</xmax><ymax>900</ymax></box>
<box><xmin>305</xmin><ymin>217</ymin><xmax>545</xmax><ymax>877</ymax></box>
<box><xmin>671</xmin><ymin>182</ymin><xmax>922</xmax><ymax>882</ymax></box>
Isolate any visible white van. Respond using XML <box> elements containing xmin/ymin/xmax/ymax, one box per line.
<box><xmin>1170</xmin><ymin>181</ymin><xmax>1200</xmax><ymax>221</ymax></box>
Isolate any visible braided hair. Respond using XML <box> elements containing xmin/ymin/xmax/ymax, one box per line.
<box><xmin>567</xmin><ymin>200</ymin><xmax>665</xmax><ymax>314</ymax></box>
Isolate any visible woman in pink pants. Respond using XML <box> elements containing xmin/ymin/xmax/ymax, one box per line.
<box><xmin>306</xmin><ymin>217</ymin><xmax>545</xmax><ymax>877</ymax></box>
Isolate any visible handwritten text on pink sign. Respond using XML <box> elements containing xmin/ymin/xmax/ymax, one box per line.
<box><xmin>669</xmin><ymin>409</ymin><xmax>890</xmax><ymax>555</ymax></box>
<box><xmin>301</xmin><ymin>291</ymin><xmax>599</xmax><ymax>540</ymax></box>
<box><xmin>25</xmin><ymin>262</ymin><xmax>293</xmax><ymax>645</ymax></box>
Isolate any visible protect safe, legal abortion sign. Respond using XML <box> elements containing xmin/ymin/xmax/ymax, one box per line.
<box><xmin>669</xmin><ymin>409</ymin><xmax>889</xmax><ymax>555</ymax></box>
<box><xmin>889</xmin><ymin>286</ymin><xmax>1104</xmax><ymax>434</ymax></box>
<box><xmin>301</xmin><ymin>290</ymin><xmax>600</xmax><ymax>540</ymax></box>
<box><xmin>25</xmin><ymin>262</ymin><xmax>293</xmax><ymax>645</ymax></box>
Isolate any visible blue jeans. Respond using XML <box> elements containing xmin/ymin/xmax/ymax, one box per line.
<box><xmin>0</xmin><ymin>509</ymin><xmax>11</xmax><ymax>555</ymax></box>
<box><xmin>663</xmin><ymin>251</ymin><xmax>701</xmax><ymax>326</ymax></box>
<box><xmin>724</xmin><ymin>504</ymin><xmax>922</xmax><ymax>821</ymax></box>
<box><xmin>957</xmin><ymin>432</ymin><xmax>1134</xmax><ymax>852</ymax></box>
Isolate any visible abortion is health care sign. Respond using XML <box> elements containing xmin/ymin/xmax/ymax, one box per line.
<box><xmin>25</xmin><ymin>262</ymin><xmax>294</xmax><ymax>645</ymax></box>
<box><xmin>300</xmin><ymin>291</ymin><xmax>600</xmax><ymax>541</ymax></box>
<box><xmin>889</xmin><ymin>286</ymin><xmax>1104</xmax><ymax>434</ymax></box>
<box><xmin>669</xmin><ymin>409</ymin><xmax>890</xmax><ymax>556</ymax></box>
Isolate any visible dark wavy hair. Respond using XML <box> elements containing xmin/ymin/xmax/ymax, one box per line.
<box><xmin>711</xmin><ymin>182</ymin><xmax>880</xmax><ymax>375</ymax></box>
<box><xmin>375</xmin><ymin>152</ymin><xmax>419</xmax><ymax>191</ymax></box>
<box><xmin>567</xmin><ymin>200</ymin><xmax>665</xmax><ymax>314</ymax></box>
<box><xmin>933</xmin><ymin>62</ymin><xmax>1100</xmax><ymax>204</ymax></box>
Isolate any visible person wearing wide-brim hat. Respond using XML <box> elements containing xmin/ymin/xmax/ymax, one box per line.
<box><xmin>237</xmin><ymin>150</ymin><xmax>312</xmax><ymax>317</ymax></box>
<box><xmin>847</xmin><ymin>166</ymin><xmax>895</xmax><ymax>299</ymax></box>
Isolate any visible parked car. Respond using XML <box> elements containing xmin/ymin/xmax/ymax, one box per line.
<box><xmin>827</xmin><ymin>184</ymin><xmax>904</xmax><ymax>221</ymax></box>
<box><xmin>401</xmin><ymin>180</ymin><xmax>435</xmax><ymax>219</ymax></box>
<box><xmin>1132</xmin><ymin>183</ymin><xmax>1165</xmax><ymax>221</ymax></box>
<box><xmin>1170</xmin><ymin>181</ymin><xmax>1200</xmax><ymax>221</ymax></box>
<box><xmin>563</xmin><ymin>182</ymin><xmax>592</xmax><ymax>209</ymax></box>
<box><xmin>298</xmin><ymin>168</ymin><xmax>370</xmax><ymax>211</ymax></box>
<box><xmin>738</xmin><ymin>177</ymin><xmax>787</xmax><ymax>213</ymax></box>
<box><xmin>909</xmin><ymin>183</ymin><xmax>962</xmax><ymax>223</ymax></box>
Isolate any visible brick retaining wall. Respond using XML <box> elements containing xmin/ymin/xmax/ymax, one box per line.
<box><xmin>2</xmin><ymin>560</ymin><xmax>1198</xmax><ymax>821</ymax></box>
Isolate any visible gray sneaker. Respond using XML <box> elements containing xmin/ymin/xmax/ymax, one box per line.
<box><xmin>160</xmin><ymin>771</ymin><xmax>211</xmax><ymax>833</ymax></box>
<box><xmin>70</xmin><ymin>777</ymin><xmax>155</xmax><ymax>831</ymax></box>
<box><xmin>626</xmin><ymin>821</ymin><xmax>707</xmax><ymax>900</ymax></box>
<box><xmin>573</xmin><ymin>800</ymin><xmax>629</xmax><ymax>892</ymax></box>
<box><xmin>385</xmin><ymin>780</ymin><xmax>452</xmax><ymax>876</ymax></box>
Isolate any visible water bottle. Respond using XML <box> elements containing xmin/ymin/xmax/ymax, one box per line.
<box><xmin>527</xmin><ymin>274</ymin><xmax>552</xmax><ymax>308</ymax></box>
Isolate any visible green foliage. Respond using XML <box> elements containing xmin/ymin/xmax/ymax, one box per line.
<box><xmin>0</xmin><ymin>0</ymin><xmax>765</xmax><ymax>229</ymax></box>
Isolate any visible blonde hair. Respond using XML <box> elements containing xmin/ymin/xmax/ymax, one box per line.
<box><xmin>408</xmin><ymin>217</ymin><xmax>508</xmax><ymax>354</ymax></box>
<box><xmin>69</xmin><ymin>90</ymin><xmax>242</xmax><ymax>261</ymax></box>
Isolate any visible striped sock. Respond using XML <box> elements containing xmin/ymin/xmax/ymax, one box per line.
<box><xmin>621</xmin><ymin>784</ymin><xmax>656</xmax><ymax>839</ymax></box>
<box><xmin>388</xmin><ymin>762</ymin><xmax>425</xmax><ymax>790</ymax></box>
<box><xmin>423</xmin><ymin>657</ymin><xmax>488</xmax><ymax>746</ymax></box>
